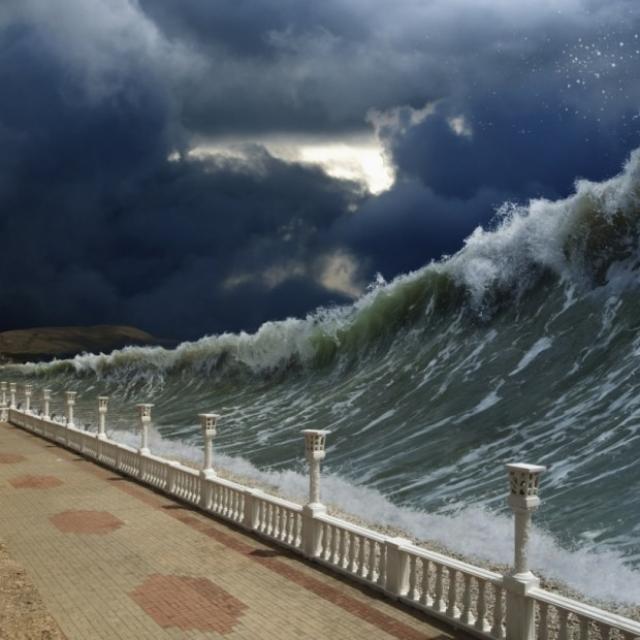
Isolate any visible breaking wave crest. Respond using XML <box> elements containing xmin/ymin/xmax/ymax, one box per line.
<box><xmin>15</xmin><ymin>148</ymin><xmax>640</xmax><ymax>386</ymax></box>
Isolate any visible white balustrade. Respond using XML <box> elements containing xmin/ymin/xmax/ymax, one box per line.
<box><xmin>4</xmin><ymin>391</ymin><xmax>640</xmax><ymax>640</ymax></box>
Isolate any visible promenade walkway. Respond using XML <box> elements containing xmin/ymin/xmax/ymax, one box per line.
<box><xmin>0</xmin><ymin>422</ymin><xmax>461</xmax><ymax>640</ymax></box>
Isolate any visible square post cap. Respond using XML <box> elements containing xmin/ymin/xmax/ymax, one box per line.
<box><xmin>43</xmin><ymin>388</ymin><xmax>52</xmax><ymax>399</ymax></box>
<box><xmin>136</xmin><ymin>403</ymin><xmax>154</xmax><ymax>419</ymax></box>
<box><xmin>0</xmin><ymin>382</ymin><xmax>6</xmax><ymax>390</ymax></box>
<box><xmin>65</xmin><ymin>391</ymin><xmax>77</xmax><ymax>401</ymax></box>
<box><xmin>9</xmin><ymin>383</ymin><xmax>16</xmax><ymax>391</ymax></box>
<box><xmin>507</xmin><ymin>463</ymin><xmax>546</xmax><ymax>510</ymax></box>
<box><xmin>302</xmin><ymin>429</ymin><xmax>330</xmax><ymax>461</ymax></box>
<box><xmin>199</xmin><ymin>413</ymin><xmax>220</xmax><ymax>437</ymax></box>
<box><xmin>25</xmin><ymin>384</ymin><xmax>32</xmax><ymax>393</ymax></box>
<box><xmin>98</xmin><ymin>396</ymin><xmax>109</xmax><ymax>409</ymax></box>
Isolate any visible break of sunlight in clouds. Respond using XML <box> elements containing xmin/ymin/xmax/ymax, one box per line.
<box><xmin>223</xmin><ymin>251</ymin><xmax>363</xmax><ymax>300</ymax></box>
<box><xmin>183</xmin><ymin>133</ymin><xmax>395</xmax><ymax>195</ymax></box>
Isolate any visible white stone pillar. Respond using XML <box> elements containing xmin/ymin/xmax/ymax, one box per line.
<box><xmin>0</xmin><ymin>382</ymin><xmax>7</xmax><ymax>422</ymax></box>
<box><xmin>504</xmin><ymin>463</ymin><xmax>546</xmax><ymax>640</ymax></box>
<box><xmin>65</xmin><ymin>391</ymin><xmax>77</xmax><ymax>427</ymax></box>
<box><xmin>301</xmin><ymin>429</ymin><xmax>330</xmax><ymax>558</ymax></box>
<box><xmin>9</xmin><ymin>383</ymin><xmax>17</xmax><ymax>409</ymax></box>
<box><xmin>43</xmin><ymin>389</ymin><xmax>51</xmax><ymax>420</ymax></box>
<box><xmin>136</xmin><ymin>404</ymin><xmax>153</xmax><ymax>455</ymax></box>
<box><xmin>384</xmin><ymin>537</ymin><xmax>412</xmax><ymax>597</ymax></box>
<box><xmin>97</xmin><ymin>396</ymin><xmax>108</xmax><ymax>440</ymax></box>
<box><xmin>24</xmin><ymin>384</ymin><xmax>32</xmax><ymax>412</ymax></box>
<box><xmin>199</xmin><ymin>413</ymin><xmax>219</xmax><ymax>509</ymax></box>
<box><xmin>199</xmin><ymin>414</ymin><xmax>219</xmax><ymax>476</ymax></box>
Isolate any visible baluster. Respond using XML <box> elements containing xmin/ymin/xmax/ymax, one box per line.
<box><xmin>358</xmin><ymin>537</ymin><xmax>367</xmax><ymax>578</ymax></box>
<box><xmin>264</xmin><ymin>503</ymin><xmax>271</xmax><ymax>535</ymax></box>
<box><xmin>598</xmin><ymin>623</ymin><xmax>611</xmax><ymax>640</ymax></box>
<box><xmin>420</xmin><ymin>558</ymin><xmax>431</xmax><ymax>606</ymax></box>
<box><xmin>408</xmin><ymin>555</ymin><xmax>418</xmax><ymax>600</ymax></box>
<box><xmin>367</xmin><ymin>540</ymin><xmax>377</xmax><ymax>582</ymax></box>
<box><xmin>461</xmin><ymin>573</ymin><xmax>473</xmax><ymax>625</ymax></box>
<box><xmin>559</xmin><ymin>608</ymin><xmax>569</xmax><ymax>640</ymax></box>
<box><xmin>330</xmin><ymin>526</ymin><xmax>339</xmax><ymax>564</ymax></box>
<box><xmin>576</xmin><ymin>616</ymin><xmax>589</xmax><ymax>640</ymax></box>
<box><xmin>475</xmin><ymin>579</ymin><xmax>487</xmax><ymax>632</ymax></box>
<box><xmin>446</xmin><ymin>567</ymin><xmax>459</xmax><ymax>618</ymax></box>
<box><xmin>434</xmin><ymin>564</ymin><xmax>445</xmax><ymax>613</ymax></box>
<box><xmin>283</xmin><ymin>510</ymin><xmax>291</xmax><ymax>543</ymax></box>
<box><xmin>348</xmin><ymin>532</ymin><xmax>357</xmax><ymax>573</ymax></box>
<box><xmin>279</xmin><ymin>507</ymin><xmax>286</xmax><ymax>541</ymax></box>
<box><xmin>320</xmin><ymin>523</ymin><xmax>329</xmax><ymax>559</ymax></box>
<box><xmin>377</xmin><ymin>543</ymin><xmax>387</xmax><ymax>587</ymax></box>
<box><xmin>339</xmin><ymin>528</ymin><xmax>347</xmax><ymax>568</ymax></box>
<box><xmin>229</xmin><ymin>489</ymin><xmax>235</xmax><ymax>518</ymax></box>
<box><xmin>295</xmin><ymin>513</ymin><xmax>303</xmax><ymax>546</ymax></box>
<box><xmin>256</xmin><ymin>500</ymin><xmax>264</xmax><ymax>532</ymax></box>
<box><xmin>272</xmin><ymin>504</ymin><xmax>278</xmax><ymax>537</ymax></box>
<box><xmin>491</xmin><ymin>584</ymin><xmax>504</xmax><ymax>640</ymax></box>
<box><xmin>538</xmin><ymin>601</ymin><xmax>549</xmax><ymax>640</ymax></box>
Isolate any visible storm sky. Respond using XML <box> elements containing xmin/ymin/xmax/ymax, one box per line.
<box><xmin>1</xmin><ymin>0</ymin><xmax>639</xmax><ymax>339</ymax></box>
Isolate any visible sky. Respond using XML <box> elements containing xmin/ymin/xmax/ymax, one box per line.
<box><xmin>0</xmin><ymin>0</ymin><xmax>639</xmax><ymax>339</ymax></box>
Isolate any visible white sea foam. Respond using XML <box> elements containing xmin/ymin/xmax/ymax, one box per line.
<box><xmin>510</xmin><ymin>337</ymin><xmax>553</xmax><ymax>376</ymax></box>
<box><xmin>112</xmin><ymin>428</ymin><xmax>640</xmax><ymax>605</ymax></box>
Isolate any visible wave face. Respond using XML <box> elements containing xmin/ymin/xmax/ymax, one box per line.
<box><xmin>7</xmin><ymin>149</ymin><xmax>640</xmax><ymax>603</ymax></box>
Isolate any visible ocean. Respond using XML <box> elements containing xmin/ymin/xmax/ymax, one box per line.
<box><xmin>5</xmin><ymin>149</ymin><xmax>640</xmax><ymax>605</ymax></box>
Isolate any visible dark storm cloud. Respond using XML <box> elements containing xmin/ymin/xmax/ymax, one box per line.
<box><xmin>0</xmin><ymin>0</ymin><xmax>639</xmax><ymax>339</ymax></box>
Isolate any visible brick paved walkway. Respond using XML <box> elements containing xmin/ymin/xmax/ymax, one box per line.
<box><xmin>0</xmin><ymin>422</ymin><xmax>464</xmax><ymax>640</ymax></box>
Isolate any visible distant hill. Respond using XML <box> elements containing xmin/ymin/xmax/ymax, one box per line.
<box><xmin>0</xmin><ymin>325</ymin><xmax>167</xmax><ymax>362</ymax></box>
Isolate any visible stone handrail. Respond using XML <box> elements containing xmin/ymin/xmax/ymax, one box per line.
<box><xmin>2</xmin><ymin>393</ymin><xmax>639</xmax><ymax>640</ymax></box>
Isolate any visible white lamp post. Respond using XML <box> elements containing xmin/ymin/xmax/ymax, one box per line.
<box><xmin>65</xmin><ymin>391</ymin><xmax>77</xmax><ymax>427</ymax></box>
<box><xmin>24</xmin><ymin>384</ymin><xmax>32</xmax><ymax>412</ymax></box>
<box><xmin>504</xmin><ymin>462</ymin><xmax>546</xmax><ymax>640</ymax></box>
<box><xmin>1</xmin><ymin>382</ymin><xmax>7</xmax><ymax>406</ymax></box>
<box><xmin>97</xmin><ymin>396</ymin><xmax>108</xmax><ymax>440</ymax></box>
<box><xmin>199</xmin><ymin>413</ymin><xmax>219</xmax><ymax>478</ymax></box>
<box><xmin>136</xmin><ymin>404</ymin><xmax>153</xmax><ymax>455</ymax></box>
<box><xmin>302</xmin><ymin>429</ymin><xmax>330</xmax><ymax>506</ymax></box>
<box><xmin>9</xmin><ymin>383</ymin><xmax>16</xmax><ymax>409</ymax></box>
<box><xmin>301</xmin><ymin>429</ymin><xmax>330</xmax><ymax>558</ymax></box>
<box><xmin>43</xmin><ymin>389</ymin><xmax>51</xmax><ymax>419</ymax></box>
